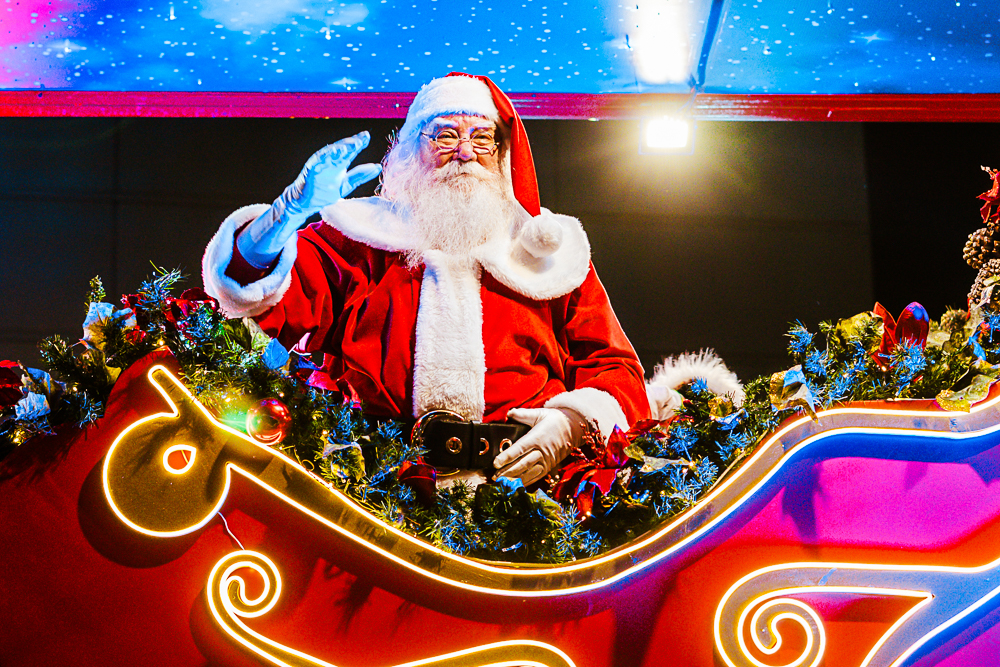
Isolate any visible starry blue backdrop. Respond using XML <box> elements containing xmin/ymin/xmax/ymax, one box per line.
<box><xmin>3</xmin><ymin>0</ymin><xmax>998</xmax><ymax>94</ymax></box>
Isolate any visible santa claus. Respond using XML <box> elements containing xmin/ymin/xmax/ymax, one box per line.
<box><xmin>202</xmin><ymin>73</ymin><xmax>650</xmax><ymax>487</ymax></box>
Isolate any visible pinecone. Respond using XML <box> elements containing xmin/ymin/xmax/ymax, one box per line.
<box><xmin>963</xmin><ymin>228</ymin><xmax>1000</xmax><ymax>269</ymax></box>
<box><xmin>969</xmin><ymin>258</ymin><xmax>1000</xmax><ymax>306</ymax></box>
<box><xmin>940</xmin><ymin>308</ymin><xmax>969</xmax><ymax>334</ymax></box>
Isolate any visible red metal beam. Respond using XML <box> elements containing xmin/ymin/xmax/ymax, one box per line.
<box><xmin>688</xmin><ymin>93</ymin><xmax>1000</xmax><ymax>122</ymax></box>
<box><xmin>3</xmin><ymin>91</ymin><xmax>1000</xmax><ymax>121</ymax></box>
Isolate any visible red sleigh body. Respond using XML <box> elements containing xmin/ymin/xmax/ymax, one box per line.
<box><xmin>3</xmin><ymin>350</ymin><xmax>1000</xmax><ymax>667</ymax></box>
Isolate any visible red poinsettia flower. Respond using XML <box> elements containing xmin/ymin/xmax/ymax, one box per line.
<box><xmin>873</xmin><ymin>302</ymin><xmax>929</xmax><ymax>366</ymax></box>
<box><xmin>979</xmin><ymin>167</ymin><xmax>1000</xmax><ymax>225</ymax></box>
<box><xmin>0</xmin><ymin>361</ymin><xmax>24</xmax><ymax>410</ymax></box>
<box><xmin>398</xmin><ymin>458</ymin><xmax>437</xmax><ymax>506</ymax></box>
<box><xmin>553</xmin><ymin>426</ymin><xmax>632</xmax><ymax>519</ymax></box>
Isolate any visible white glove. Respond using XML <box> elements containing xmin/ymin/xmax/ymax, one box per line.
<box><xmin>494</xmin><ymin>407</ymin><xmax>585</xmax><ymax>486</ymax></box>
<box><xmin>236</xmin><ymin>131</ymin><xmax>382</xmax><ymax>268</ymax></box>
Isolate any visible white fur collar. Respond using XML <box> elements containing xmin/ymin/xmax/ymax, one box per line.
<box><xmin>321</xmin><ymin>197</ymin><xmax>414</xmax><ymax>253</ymax></box>
<box><xmin>320</xmin><ymin>197</ymin><xmax>591</xmax><ymax>300</ymax></box>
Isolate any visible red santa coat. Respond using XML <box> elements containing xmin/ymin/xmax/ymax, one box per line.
<box><xmin>203</xmin><ymin>197</ymin><xmax>650</xmax><ymax>436</ymax></box>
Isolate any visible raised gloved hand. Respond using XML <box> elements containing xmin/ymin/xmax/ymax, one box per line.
<box><xmin>494</xmin><ymin>407</ymin><xmax>585</xmax><ymax>486</ymax></box>
<box><xmin>236</xmin><ymin>131</ymin><xmax>382</xmax><ymax>268</ymax></box>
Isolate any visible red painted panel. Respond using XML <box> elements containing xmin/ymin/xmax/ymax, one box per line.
<box><xmin>3</xmin><ymin>351</ymin><xmax>1000</xmax><ymax>666</ymax></box>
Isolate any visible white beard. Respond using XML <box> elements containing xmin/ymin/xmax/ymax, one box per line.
<box><xmin>380</xmin><ymin>142</ymin><xmax>518</xmax><ymax>267</ymax></box>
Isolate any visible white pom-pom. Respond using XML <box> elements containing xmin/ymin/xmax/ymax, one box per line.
<box><xmin>519</xmin><ymin>213</ymin><xmax>563</xmax><ymax>258</ymax></box>
<box><xmin>646</xmin><ymin>349</ymin><xmax>744</xmax><ymax>421</ymax></box>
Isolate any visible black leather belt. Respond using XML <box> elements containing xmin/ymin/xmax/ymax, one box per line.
<box><xmin>410</xmin><ymin>410</ymin><xmax>531</xmax><ymax>472</ymax></box>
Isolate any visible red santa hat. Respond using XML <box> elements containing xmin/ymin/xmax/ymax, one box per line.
<box><xmin>398</xmin><ymin>72</ymin><xmax>541</xmax><ymax>217</ymax></box>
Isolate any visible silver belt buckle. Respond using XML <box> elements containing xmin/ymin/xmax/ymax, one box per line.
<box><xmin>410</xmin><ymin>409</ymin><xmax>465</xmax><ymax>451</ymax></box>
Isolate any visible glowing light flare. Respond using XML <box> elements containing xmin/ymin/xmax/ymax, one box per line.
<box><xmin>642</xmin><ymin>115</ymin><xmax>694</xmax><ymax>153</ymax></box>
<box><xmin>628</xmin><ymin>1</ymin><xmax>695</xmax><ymax>84</ymax></box>
<box><xmin>206</xmin><ymin>550</ymin><xmax>578</xmax><ymax>667</ymax></box>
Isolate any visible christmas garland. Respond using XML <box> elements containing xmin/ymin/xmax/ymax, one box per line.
<box><xmin>3</xmin><ymin>171</ymin><xmax>1000</xmax><ymax>564</ymax></box>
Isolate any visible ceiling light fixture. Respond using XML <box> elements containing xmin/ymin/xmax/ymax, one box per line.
<box><xmin>641</xmin><ymin>115</ymin><xmax>695</xmax><ymax>154</ymax></box>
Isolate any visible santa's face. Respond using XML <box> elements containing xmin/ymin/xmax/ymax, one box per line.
<box><xmin>380</xmin><ymin>111</ymin><xmax>517</xmax><ymax>266</ymax></box>
<box><xmin>420</xmin><ymin>114</ymin><xmax>502</xmax><ymax>175</ymax></box>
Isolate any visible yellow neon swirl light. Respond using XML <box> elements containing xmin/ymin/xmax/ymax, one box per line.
<box><xmin>712</xmin><ymin>556</ymin><xmax>1000</xmax><ymax>667</ymax></box>
<box><xmin>102</xmin><ymin>364</ymin><xmax>1000</xmax><ymax>599</ymax></box>
<box><xmin>743</xmin><ymin>598</ymin><xmax>824</xmax><ymax>667</ymax></box>
<box><xmin>207</xmin><ymin>550</ymin><xmax>577</xmax><ymax>667</ymax></box>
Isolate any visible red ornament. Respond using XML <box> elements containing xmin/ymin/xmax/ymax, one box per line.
<box><xmin>246</xmin><ymin>398</ymin><xmax>292</xmax><ymax>445</ymax></box>
<box><xmin>397</xmin><ymin>458</ymin><xmax>437</xmax><ymax>506</ymax></box>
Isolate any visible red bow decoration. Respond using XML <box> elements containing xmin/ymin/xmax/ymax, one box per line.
<box><xmin>124</xmin><ymin>329</ymin><xmax>147</xmax><ymax>346</ymax></box>
<box><xmin>123</xmin><ymin>288</ymin><xmax>219</xmax><ymax>331</ymax></box>
<box><xmin>553</xmin><ymin>426</ymin><xmax>632</xmax><ymax>519</ymax></box>
<box><xmin>303</xmin><ymin>368</ymin><xmax>362</xmax><ymax>408</ymax></box>
<box><xmin>164</xmin><ymin>288</ymin><xmax>219</xmax><ymax>326</ymax></box>
<box><xmin>397</xmin><ymin>458</ymin><xmax>437</xmax><ymax>507</ymax></box>
<box><xmin>873</xmin><ymin>302</ymin><xmax>929</xmax><ymax>365</ymax></box>
<box><xmin>979</xmin><ymin>167</ymin><xmax>1000</xmax><ymax>225</ymax></box>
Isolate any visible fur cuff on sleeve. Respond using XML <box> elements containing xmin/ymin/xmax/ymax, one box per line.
<box><xmin>201</xmin><ymin>204</ymin><xmax>299</xmax><ymax>319</ymax></box>
<box><xmin>646</xmin><ymin>349</ymin><xmax>744</xmax><ymax>421</ymax></box>
<box><xmin>544</xmin><ymin>387</ymin><xmax>629</xmax><ymax>439</ymax></box>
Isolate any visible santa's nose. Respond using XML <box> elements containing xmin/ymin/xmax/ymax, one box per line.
<box><xmin>454</xmin><ymin>138</ymin><xmax>477</xmax><ymax>161</ymax></box>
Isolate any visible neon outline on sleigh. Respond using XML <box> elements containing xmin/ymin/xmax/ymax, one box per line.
<box><xmin>103</xmin><ymin>364</ymin><xmax>1000</xmax><ymax>598</ymax></box>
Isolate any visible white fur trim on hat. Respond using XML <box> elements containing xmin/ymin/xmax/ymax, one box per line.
<box><xmin>399</xmin><ymin>76</ymin><xmax>500</xmax><ymax>143</ymax></box>
<box><xmin>544</xmin><ymin>387</ymin><xmax>629</xmax><ymax>440</ymax></box>
<box><xmin>202</xmin><ymin>204</ymin><xmax>299</xmax><ymax>319</ymax></box>
<box><xmin>519</xmin><ymin>212</ymin><xmax>563</xmax><ymax>258</ymax></box>
<box><xmin>646</xmin><ymin>350</ymin><xmax>744</xmax><ymax>421</ymax></box>
<box><xmin>474</xmin><ymin>207</ymin><xmax>590</xmax><ymax>301</ymax></box>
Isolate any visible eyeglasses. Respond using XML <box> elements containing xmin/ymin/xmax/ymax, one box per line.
<box><xmin>421</xmin><ymin>128</ymin><xmax>498</xmax><ymax>155</ymax></box>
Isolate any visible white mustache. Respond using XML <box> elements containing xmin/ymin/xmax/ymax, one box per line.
<box><xmin>379</xmin><ymin>136</ymin><xmax>518</xmax><ymax>268</ymax></box>
<box><xmin>433</xmin><ymin>159</ymin><xmax>493</xmax><ymax>181</ymax></box>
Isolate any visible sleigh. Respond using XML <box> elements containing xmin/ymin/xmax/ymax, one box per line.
<box><xmin>3</xmin><ymin>348</ymin><xmax>1000</xmax><ymax>667</ymax></box>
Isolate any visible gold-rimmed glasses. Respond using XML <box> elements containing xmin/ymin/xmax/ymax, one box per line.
<box><xmin>421</xmin><ymin>128</ymin><xmax>498</xmax><ymax>155</ymax></box>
